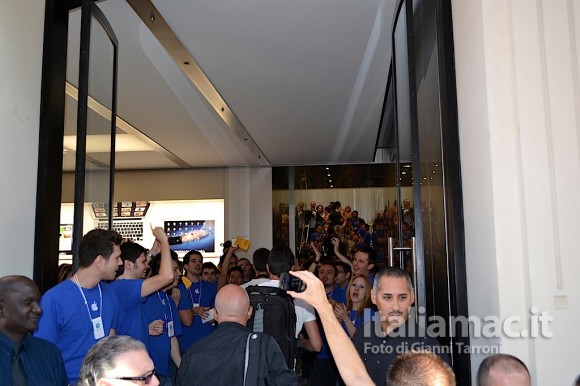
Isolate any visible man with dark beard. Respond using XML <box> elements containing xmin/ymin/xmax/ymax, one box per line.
<box><xmin>351</xmin><ymin>267</ymin><xmax>449</xmax><ymax>386</ymax></box>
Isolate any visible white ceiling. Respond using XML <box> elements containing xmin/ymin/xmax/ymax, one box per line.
<box><xmin>64</xmin><ymin>0</ymin><xmax>396</xmax><ymax>170</ymax></box>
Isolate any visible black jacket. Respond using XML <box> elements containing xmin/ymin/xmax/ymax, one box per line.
<box><xmin>176</xmin><ymin>322</ymin><xmax>298</xmax><ymax>386</ymax></box>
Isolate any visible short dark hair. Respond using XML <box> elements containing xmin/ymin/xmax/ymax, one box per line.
<box><xmin>356</xmin><ymin>244</ymin><xmax>377</xmax><ymax>265</ymax></box>
<box><xmin>387</xmin><ymin>350</ymin><xmax>455</xmax><ymax>386</ymax></box>
<box><xmin>79</xmin><ymin>229</ymin><xmax>123</xmax><ymax>268</ymax></box>
<box><xmin>183</xmin><ymin>250</ymin><xmax>203</xmax><ymax>265</ymax></box>
<box><xmin>117</xmin><ymin>241</ymin><xmax>147</xmax><ymax>276</ymax></box>
<box><xmin>228</xmin><ymin>266</ymin><xmax>243</xmax><ymax>277</ymax></box>
<box><xmin>252</xmin><ymin>248</ymin><xmax>270</xmax><ymax>272</ymax></box>
<box><xmin>318</xmin><ymin>261</ymin><xmax>337</xmax><ymax>275</ymax></box>
<box><xmin>267</xmin><ymin>246</ymin><xmax>295</xmax><ymax>276</ymax></box>
<box><xmin>202</xmin><ymin>262</ymin><xmax>217</xmax><ymax>273</ymax></box>
<box><xmin>150</xmin><ymin>250</ymin><xmax>179</xmax><ymax>276</ymax></box>
<box><xmin>477</xmin><ymin>354</ymin><xmax>530</xmax><ymax>386</ymax></box>
<box><xmin>335</xmin><ymin>261</ymin><xmax>352</xmax><ymax>277</ymax></box>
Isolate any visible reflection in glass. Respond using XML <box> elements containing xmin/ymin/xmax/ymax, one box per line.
<box><xmin>85</xmin><ymin>14</ymin><xmax>115</xmax><ymax>207</ymax></box>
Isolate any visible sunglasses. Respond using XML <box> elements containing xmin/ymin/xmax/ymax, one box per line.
<box><xmin>112</xmin><ymin>369</ymin><xmax>157</xmax><ymax>384</ymax></box>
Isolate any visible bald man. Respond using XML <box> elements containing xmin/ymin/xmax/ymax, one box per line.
<box><xmin>0</xmin><ymin>275</ymin><xmax>68</xmax><ymax>385</ymax></box>
<box><xmin>477</xmin><ymin>353</ymin><xmax>531</xmax><ymax>386</ymax></box>
<box><xmin>176</xmin><ymin>285</ymin><xmax>298</xmax><ymax>386</ymax></box>
<box><xmin>387</xmin><ymin>350</ymin><xmax>456</xmax><ymax>386</ymax></box>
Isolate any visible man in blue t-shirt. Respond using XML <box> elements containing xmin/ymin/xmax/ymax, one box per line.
<box><xmin>311</xmin><ymin>261</ymin><xmax>346</xmax><ymax>386</ymax></box>
<box><xmin>177</xmin><ymin>250</ymin><xmax>217</xmax><ymax>353</ymax></box>
<box><xmin>36</xmin><ymin>229</ymin><xmax>123</xmax><ymax>385</ymax></box>
<box><xmin>144</xmin><ymin>252</ymin><xmax>184</xmax><ymax>385</ymax></box>
<box><xmin>110</xmin><ymin>227</ymin><xmax>173</xmax><ymax>347</ymax></box>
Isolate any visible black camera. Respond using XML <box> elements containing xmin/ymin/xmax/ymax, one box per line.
<box><xmin>168</xmin><ymin>236</ymin><xmax>183</xmax><ymax>245</ymax></box>
<box><xmin>278</xmin><ymin>272</ymin><xmax>306</xmax><ymax>293</ymax></box>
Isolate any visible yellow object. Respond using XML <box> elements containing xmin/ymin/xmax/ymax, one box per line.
<box><xmin>181</xmin><ymin>276</ymin><xmax>192</xmax><ymax>289</ymax></box>
<box><xmin>234</xmin><ymin>236</ymin><xmax>251</xmax><ymax>252</ymax></box>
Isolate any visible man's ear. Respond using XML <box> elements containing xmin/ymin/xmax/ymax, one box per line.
<box><xmin>368</xmin><ymin>263</ymin><xmax>375</xmax><ymax>272</ymax></box>
<box><xmin>247</xmin><ymin>305</ymin><xmax>253</xmax><ymax>321</ymax></box>
<box><xmin>266</xmin><ymin>264</ymin><xmax>271</xmax><ymax>275</ymax></box>
<box><xmin>213</xmin><ymin>307</ymin><xmax>219</xmax><ymax>323</ymax></box>
<box><xmin>370</xmin><ymin>289</ymin><xmax>377</xmax><ymax>306</ymax></box>
<box><xmin>95</xmin><ymin>255</ymin><xmax>105</xmax><ymax>267</ymax></box>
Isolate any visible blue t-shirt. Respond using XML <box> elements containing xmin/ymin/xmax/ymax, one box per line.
<box><xmin>143</xmin><ymin>291</ymin><xmax>182</xmax><ymax>376</ymax></box>
<box><xmin>326</xmin><ymin>286</ymin><xmax>347</xmax><ymax>306</ymax></box>
<box><xmin>177</xmin><ymin>280</ymin><xmax>217</xmax><ymax>352</ymax></box>
<box><xmin>0</xmin><ymin>332</ymin><xmax>68</xmax><ymax>386</ymax></box>
<box><xmin>342</xmin><ymin>308</ymin><xmax>377</xmax><ymax>333</ymax></box>
<box><xmin>316</xmin><ymin>288</ymin><xmax>349</xmax><ymax>360</ymax></box>
<box><xmin>109</xmin><ymin>279</ymin><xmax>148</xmax><ymax>346</ymax></box>
<box><xmin>36</xmin><ymin>279</ymin><xmax>119</xmax><ymax>385</ymax></box>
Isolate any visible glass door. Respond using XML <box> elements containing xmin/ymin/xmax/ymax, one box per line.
<box><xmin>70</xmin><ymin>0</ymin><xmax>118</xmax><ymax>270</ymax></box>
<box><xmin>35</xmin><ymin>0</ymin><xmax>118</xmax><ymax>290</ymax></box>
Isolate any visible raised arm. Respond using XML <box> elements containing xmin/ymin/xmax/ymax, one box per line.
<box><xmin>140</xmin><ymin>226</ymin><xmax>173</xmax><ymax>297</ymax></box>
<box><xmin>288</xmin><ymin>271</ymin><xmax>374</xmax><ymax>386</ymax></box>
<box><xmin>217</xmin><ymin>245</ymin><xmax>239</xmax><ymax>290</ymax></box>
<box><xmin>307</xmin><ymin>244</ymin><xmax>322</xmax><ymax>273</ymax></box>
<box><xmin>331</xmin><ymin>237</ymin><xmax>352</xmax><ymax>269</ymax></box>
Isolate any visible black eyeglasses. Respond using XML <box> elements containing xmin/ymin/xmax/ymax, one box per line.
<box><xmin>113</xmin><ymin>369</ymin><xmax>157</xmax><ymax>384</ymax></box>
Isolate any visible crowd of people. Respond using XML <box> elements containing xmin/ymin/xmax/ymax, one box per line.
<box><xmin>274</xmin><ymin>200</ymin><xmax>416</xmax><ymax>267</ymax></box>
<box><xmin>0</xmin><ymin>223</ymin><xmax>568</xmax><ymax>385</ymax></box>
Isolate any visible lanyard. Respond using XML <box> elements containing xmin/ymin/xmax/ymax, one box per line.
<box><xmin>156</xmin><ymin>291</ymin><xmax>173</xmax><ymax>323</ymax></box>
<box><xmin>188</xmin><ymin>281</ymin><xmax>202</xmax><ymax>306</ymax></box>
<box><xmin>73</xmin><ymin>274</ymin><xmax>102</xmax><ymax>321</ymax></box>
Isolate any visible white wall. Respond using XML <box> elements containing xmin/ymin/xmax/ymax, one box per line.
<box><xmin>64</xmin><ymin>167</ymin><xmax>273</xmax><ymax>262</ymax></box>
<box><xmin>452</xmin><ymin>0</ymin><xmax>580</xmax><ymax>384</ymax></box>
<box><xmin>0</xmin><ymin>1</ymin><xmax>45</xmax><ymax>277</ymax></box>
<box><xmin>225</xmin><ymin>167</ymin><xmax>273</xmax><ymax>259</ymax></box>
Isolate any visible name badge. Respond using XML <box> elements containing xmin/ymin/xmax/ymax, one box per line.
<box><xmin>167</xmin><ymin>320</ymin><xmax>175</xmax><ymax>337</ymax></box>
<box><xmin>193</xmin><ymin>303</ymin><xmax>200</xmax><ymax>308</ymax></box>
<box><xmin>92</xmin><ymin>316</ymin><xmax>105</xmax><ymax>339</ymax></box>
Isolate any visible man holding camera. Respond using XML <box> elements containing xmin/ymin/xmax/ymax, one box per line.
<box><xmin>176</xmin><ymin>285</ymin><xmax>298</xmax><ymax>386</ymax></box>
<box><xmin>257</xmin><ymin>246</ymin><xmax>322</xmax><ymax>356</ymax></box>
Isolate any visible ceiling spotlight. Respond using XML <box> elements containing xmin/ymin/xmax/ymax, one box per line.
<box><xmin>149</xmin><ymin>12</ymin><xmax>155</xmax><ymax>22</ymax></box>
